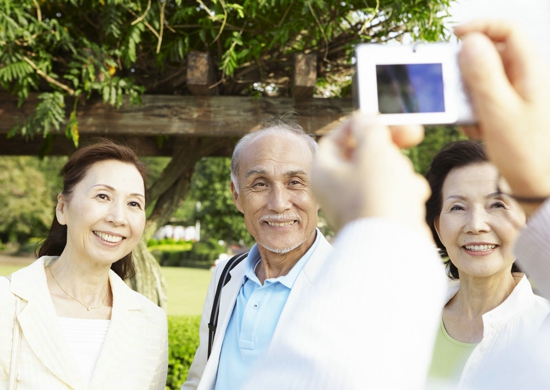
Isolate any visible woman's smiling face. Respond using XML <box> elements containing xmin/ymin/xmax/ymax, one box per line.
<box><xmin>56</xmin><ymin>159</ymin><xmax>146</xmax><ymax>267</ymax></box>
<box><xmin>434</xmin><ymin>162</ymin><xmax>526</xmax><ymax>280</ymax></box>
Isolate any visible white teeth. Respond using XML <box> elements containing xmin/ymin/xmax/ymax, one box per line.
<box><xmin>464</xmin><ymin>244</ymin><xmax>496</xmax><ymax>252</ymax></box>
<box><xmin>266</xmin><ymin>221</ymin><xmax>295</xmax><ymax>227</ymax></box>
<box><xmin>94</xmin><ymin>231</ymin><xmax>123</xmax><ymax>243</ymax></box>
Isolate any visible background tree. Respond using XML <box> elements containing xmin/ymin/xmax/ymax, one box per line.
<box><xmin>0</xmin><ymin>157</ymin><xmax>55</xmax><ymax>243</ymax></box>
<box><xmin>190</xmin><ymin>157</ymin><xmax>253</xmax><ymax>247</ymax></box>
<box><xmin>407</xmin><ymin>126</ymin><xmax>466</xmax><ymax>174</ymax></box>
<box><xmin>0</xmin><ymin>0</ymin><xmax>453</xmax><ymax>307</ymax></box>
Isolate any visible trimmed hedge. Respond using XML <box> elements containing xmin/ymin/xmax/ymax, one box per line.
<box><xmin>151</xmin><ymin>240</ymin><xmax>226</xmax><ymax>268</ymax></box>
<box><xmin>167</xmin><ymin>316</ymin><xmax>201</xmax><ymax>390</ymax></box>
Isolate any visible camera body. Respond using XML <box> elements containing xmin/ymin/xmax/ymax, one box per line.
<box><xmin>355</xmin><ymin>43</ymin><xmax>476</xmax><ymax>125</ymax></box>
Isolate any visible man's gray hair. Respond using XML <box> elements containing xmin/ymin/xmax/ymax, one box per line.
<box><xmin>231</xmin><ymin>118</ymin><xmax>318</xmax><ymax>192</ymax></box>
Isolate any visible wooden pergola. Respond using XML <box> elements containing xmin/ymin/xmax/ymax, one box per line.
<box><xmin>0</xmin><ymin>53</ymin><xmax>354</xmax><ymax>156</ymax></box>
<box><xmin>0</xmin><ymin>52</ymin><xmax>355</xmax><ymax>308</ymax></box>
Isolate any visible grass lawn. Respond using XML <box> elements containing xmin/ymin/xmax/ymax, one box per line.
<box><xmin>162</xmin><ymin>266</ymin><xmax>211</xmax><ymax>316</ymax></box>
<box><xmin>0</xmin><ymin>264</ymin><xmax>212</xmax><ymax>317</ymax></box>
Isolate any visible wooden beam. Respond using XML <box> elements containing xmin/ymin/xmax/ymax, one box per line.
<box><xmin>187</xmin><ymin>52</ymin><xmax>218</xmax><ymax>96</ymax></box>
<box><xmin>0</xmin><ymin>135</ymin><xmax>239</xmax><ymax>157</ymax></box>
<box><xmin>293</xmin><ymin>53</ymin><xmax>317</xmax><ymax>99</ymax></box>
<box><xmin>0</xmin><ymin>93</ymin><xmax>353</xmax><ymax>137</ymax></box>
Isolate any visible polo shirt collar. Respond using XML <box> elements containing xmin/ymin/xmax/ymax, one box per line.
<box><xmin>243</xmin><ymin>229</ymin><xmax>321</xmax><ymax>288</ymax></box>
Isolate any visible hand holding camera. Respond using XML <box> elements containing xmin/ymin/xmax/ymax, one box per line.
<box><xmin>354</xmin><ymin>20</ymin><xmax>550</xmax><ymax>215</ymax></box>
<box><xmin>356</xmin><ymin>42</ymin><xmax>476</xmax><ymax>125</ymax></box>
<box><xmin>456</xmin><ymin>20</ymin><xmax>550</xmax><ymax>213</ymax></box>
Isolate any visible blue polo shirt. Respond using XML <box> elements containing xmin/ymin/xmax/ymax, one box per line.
<box><xmin>215</xmin><ymin>231</ymin><xmax>321</xmax><ymax>390</ymax></box>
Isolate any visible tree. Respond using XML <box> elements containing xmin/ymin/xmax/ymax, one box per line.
<box><xmin>1</xmin><ymin>0</ymin><xmax>452</xmax><ymax>140</ymax></box>
<box><xmin>190</xmin><ymin>157</ymin><xmax>253</xmax><ymax>246</ymax></box>
<box><xmin>0</xmin><ymin>157</ymin><xmax>54</xmax><ymax>243</ymax></box>
<box><xmin>0</xmin><ymin>0</ymin><xmax>453</xmax><ymax>307</ymax></box>
<box><xmin>406</xmin><ymin>126</ymin><xmax>466</xmax><ymax>175</ymax></box>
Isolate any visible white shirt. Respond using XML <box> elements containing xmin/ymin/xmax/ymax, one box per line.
<box><xmin>465</xmin><ymin>199</ymin><xmax>550</xmax><ymax>389</ymax></box>
<box><xmin>59</xmin><ymin>317</ymin><xmax>110</xmax><ymax>386</ymax></box>
<box><xmin>244</xmin><ymin>217</ymin><xmax>447</xmax><ymax>389</ymax></box>
<box><xmin>431</xmin><ymin>276</ymin><xmax>550</xmax><ymax>389</ymax></box>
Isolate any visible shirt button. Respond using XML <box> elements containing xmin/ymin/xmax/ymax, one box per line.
<box><xmin>253</xmin><ymin>303</ymin><xmax>259</xmax><ymax>309</ymax></box>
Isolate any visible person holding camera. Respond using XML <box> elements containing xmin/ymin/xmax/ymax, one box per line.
<box><xmin>454</xmin><ymin>20</ymin><xmax>550</xmax><ymax>287</ymax></box>
<box><xmin>240</xmin><ymin>20</ymin><xmax>550</xmax><ymax>389</ymax></box>
<box><xmin>239</xmin><ymin>113</ymin><xmax>447</xmax><ymax>390</ymax></box>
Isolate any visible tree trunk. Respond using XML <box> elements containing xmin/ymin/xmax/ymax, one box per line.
<box><xmin>127</xmin><ymin>240</ymin><xmax>168</xmax><ymax>309</ymax></box>
<box><xmin>128</xmin><ymin>136</ymin><xmax>234</xmax><ymax>309</ymax></box>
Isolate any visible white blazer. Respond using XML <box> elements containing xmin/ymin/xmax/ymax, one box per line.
<box><xmin>242</xmin><ymin>218</ymin><xmax>448</xmax><ymax>390</ymax></box>
<box><xmin>182</xmin><ymin>232</ymin><xmax>333</xmax><ymax>390</ymax></box>
<box><xmin>441</xmin><ymin>276</ymin><xmax>550</xmax><ymax>389</ymax></box>
<box><xmin>0</xmin><ymin>257</ymin><xmax>168</xmax><ymax>390</ymax></box>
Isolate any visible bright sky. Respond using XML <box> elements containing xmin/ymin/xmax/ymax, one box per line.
<box><xmin>448</xmin><ymin>0</ymin><xmax>550</xmax><ymax>64</ymax></box>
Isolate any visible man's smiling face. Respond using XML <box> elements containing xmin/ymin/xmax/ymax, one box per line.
<box><xmin>231</xmin><ymin>131</ymin><xmax>319</xmax><ymax>255</ymax></box>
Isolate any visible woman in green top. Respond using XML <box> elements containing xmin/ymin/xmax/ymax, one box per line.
<box><xmin>424</xmin><ymin>140</ymin><xmax>550</xmax><ymax>388</ymax></box>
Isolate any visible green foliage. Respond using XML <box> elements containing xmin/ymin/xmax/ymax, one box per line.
<box><xmin>147</xmin><ymin>238</ymin><xmax>159</xmax><ymax>247</ymax></box>
<box><xmin>1</xmin><ymin>0</ymin><xmax>452</xmax><ymax>144</ymax></box>
<box><xmin>17</xmin><ymin>237</ymin><xmax>43</xmax><ymax>254</ymax></box>
<box><xmin>33</xmin><ymin>155</ymin><xmax>67</xmax><ymax>200</ymax></box>
<box><xmin>0</xmin><ymin>157</ymin><xmax>55</xmax><ymax>242</ymax></box>
<box><xmin>164</xmin><ymin>237</ymin><xmax>177</xmax><ymax>245</ymax></box>
<box><xmin>190</xmin><ymin>157</ymin><xmax>253</xmax><ymax>246</ymax></box>
<box><xmin>167</xmin><ymin>316</ymin><xmax>201</xmax><ymax>390</ymax></box>
<box><xmin>148</xmin><ymin>241</ymin><xmax>194</xmax><ymax>251</ymax></box>
<box><xmin>151</xmin><ymin>239</ymin><xmax>224</xmax><ymax>268</ymax></box>
<box><xmin>9</xmin><ymin>92</ymin><xmax>66</xmax><ymax>139</ymax></box>
<box><xmin>405</xmin><ymin>126</ymin><xmax>467</xmax><ymax>175</ymax></box>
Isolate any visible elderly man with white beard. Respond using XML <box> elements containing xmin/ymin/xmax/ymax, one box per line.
<box><xmin>182</xmin><ymin>119</ymin><xmax>333</xmax><ymax>390</ymax></box>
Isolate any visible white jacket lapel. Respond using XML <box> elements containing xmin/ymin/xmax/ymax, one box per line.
<box><xmin>12</xmin><ymin>258</ymin><xmax>85</xmax><ymax>389</ymax></box>
<box><xmin>277</xmin><ymin>233</ymin><xmax>333</xmax><ymax>323</ymax></box>
<box><xmin>89</xmin><ymin>271</ymin><xmax>143</xmax><ymax>388</ymax></box>
<box><xmin>199</xmin><ymin>260</ymin><xmax>246</xmax><ymax>390</ymax></box>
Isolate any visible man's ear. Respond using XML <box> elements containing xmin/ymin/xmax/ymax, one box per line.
<box><xmin>230</xmin><ymin>181</ymin><xmax>244</xmax><ymax>214</ymax></box>
<box><xmin>56</xmin><ymin>194</ymin><xmax>68</xmax><ymax>226</ymax></box>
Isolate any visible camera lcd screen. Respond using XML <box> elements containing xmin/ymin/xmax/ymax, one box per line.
<box><xmin>376</xmin><ymin>63</ymin><xmax>445</xmax><ymax>114</ymax></box>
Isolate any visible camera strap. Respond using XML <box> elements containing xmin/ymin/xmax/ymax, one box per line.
<box><xmin>207</xmin><ymin>252</ymin><xmax>248</xmax><ymax>359</ymax></box>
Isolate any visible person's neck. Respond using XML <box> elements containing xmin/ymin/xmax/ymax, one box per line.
<box><xmin>256</xmin><ymin>231</ymin><xmax>316</xmax><ymax>284</ymax></box>
<box><xmin>443</xmin><ymin>271</ymin><xmax>520</xmax><ymax>343</ymax></box>
<box><xmin>49</xmin><ymin>252</ymin><xmax>112</xmax><ymax>303</ymax></box>
<box><xmin>452</xmin><ymin>272</ymin><xmax>520</xmax><ymax>318</ymax></box>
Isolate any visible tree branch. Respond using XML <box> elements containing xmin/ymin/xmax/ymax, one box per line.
<box><xmin>172</xmin><ymin>23</ymin><xmax>246</xmax><ymax>31</ymax></box>
<box><xmin>145</xmin><ymin>136</ymin><xmax>229</xmax><ymax>238</ymax></box>
<box><xmin>32</xmin><ymin>0</ymin><xmax>42</xmax><ymax>22</ymax></box>
<box><xmin>307</xmin><ymin>1</ymin><xmax>329</xmax><ymax>62</ymax></box>
<box><xmin>23</xmin><ymin>56</ymin><xmax>75</xmax><ymax>95</ymax></box>
<box><xmin>211</xmin><ymin>0</ymin><xmax>227</xmax><ymax>44</ymax></box>
<box><xmin>123</xmin><ymin>5</ymin><xmax>160</xmax><ymax>40</ymax></box>
<box><xmin>359</xmin><ymin>0</ymin><xmax>379</xmax><ymax>34</ymax></box>
<box><xmin>156</xmin><ymin>0</ymin><xmax>166</xmax><ymax>53</ymax></box>
<box><xmin>131</xmin><ymin>0</ymin><xmax>151</xmax><ymax>26</ymax></box>
<box><xmin>276</xmin><ymin>2</ymin><xmax>293</xmax><ymax>28</ymax></box>
<box><xmin>196</xmin><ymin>0</ymin><xmax>214</xmax><ymax>16</ymax></box>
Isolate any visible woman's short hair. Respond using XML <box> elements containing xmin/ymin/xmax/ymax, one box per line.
<box><xmin>38</xmin><ymin>139</ymin><xmax>147</xmax><ymax>280</ymax></box>
<box><xmin>425</xmin><ymin>140</ymin><xmax>521</xmax><ymax>279</ymax></box>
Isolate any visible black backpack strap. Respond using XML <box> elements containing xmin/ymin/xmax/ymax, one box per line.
<box><xmin>207</xmin><ymin>252</ymin><xmax>248</xmax><ymax>359</ymax></box>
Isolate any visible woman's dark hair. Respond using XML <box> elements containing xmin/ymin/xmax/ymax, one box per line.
<box><xmin>38</xmin><ymin>139</ymin><xmax>147</xmax><ymax>280</ymax></box>
<box><xmin>425</xmin><ymin>140</ymin><xmax>521</xmax><ymax>279</ymax></box>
